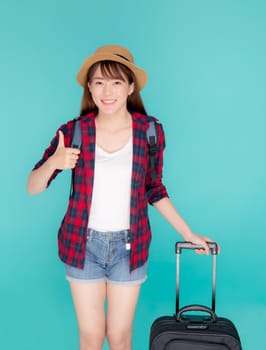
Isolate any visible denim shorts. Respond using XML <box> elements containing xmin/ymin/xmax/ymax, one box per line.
<box><xmin>65</xmin><ymin>229</ymin><xmax>147</xmax><ymax>285</ymax></box>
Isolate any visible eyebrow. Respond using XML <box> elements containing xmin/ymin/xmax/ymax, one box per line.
<box><xmin>92</xmin><ymin>76</ymin><xmax>124</xmax><ymax>81</ymax></box>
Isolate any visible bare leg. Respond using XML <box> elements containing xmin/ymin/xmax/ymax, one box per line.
<box><xmin>106</xmin><ymin>283</ymin><xmax>141</xmax><ymax>350</ymax></box>
<box><xmin>69</xmin><ymin>281</ymin><xmax>107</xmax><ymax>350</ymax></box>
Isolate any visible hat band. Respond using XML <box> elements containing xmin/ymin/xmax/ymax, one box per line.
<box><xmin>114</xmin><ymin>53</ymin><xmax>131</xmax><ymax>62</ymax></box>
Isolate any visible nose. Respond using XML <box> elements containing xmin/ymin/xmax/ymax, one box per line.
<box><xmin>103</xmin><ymin>82</ymin><xmax>112</xmax><ymax>95</ymax></box>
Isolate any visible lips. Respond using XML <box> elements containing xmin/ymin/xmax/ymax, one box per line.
<box><xmin>101</xmin><ymin>99</ymin><xmax>116</xmax><ymax>105</ymax></box>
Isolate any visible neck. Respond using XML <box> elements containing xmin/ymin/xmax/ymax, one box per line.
<box><xmin>96</xmin><ymin>110</ymin><xmax>132</xmax><ymax>129</ymax></box>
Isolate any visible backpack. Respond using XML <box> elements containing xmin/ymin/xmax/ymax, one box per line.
<box><xmin>70</xmin><ymin>116</ymin><xmax>158</xmax><ymax>195</ymax></box>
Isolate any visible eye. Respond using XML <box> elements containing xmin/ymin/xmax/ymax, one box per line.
<box><xmin>113</xmin><ymin>80</ymin><xmax>122</xmax><ymax>85</ymax></box>
<box><xmin>95</xmin><ymin>81</ymin><xmax>103</xmax><ymax>85</ymax></box>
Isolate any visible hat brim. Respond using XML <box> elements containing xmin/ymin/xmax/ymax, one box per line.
<box><xmin>76</xmin><ymin>53</ymin><xmax>147</xmax><ymax>90</ymax></box>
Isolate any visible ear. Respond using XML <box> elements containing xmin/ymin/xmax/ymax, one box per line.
<box><xmin>128</xmin><ymin>82</ymin><xmax>135</xmax><ymax>96</ymax></box>
<box><xmin>87</xmin><ymin>82</ymin><xmax>91</xmax><ymax>92</ymax></box>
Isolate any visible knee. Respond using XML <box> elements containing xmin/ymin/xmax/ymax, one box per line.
<box><xmin>79</xmin><ymin>328</ymin><xmax>105</xmax><ymax>350</ymax></box>
<box><xmin>107</xmin><ymin>327</ymin><xmax>132</xmax><ymax>350</ymax></box>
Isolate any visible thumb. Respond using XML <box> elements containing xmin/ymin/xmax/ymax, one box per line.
<box><xmin>57</xmin><ymin>130</ymin><xmax>65</xmax><ymax>149</ymax></box>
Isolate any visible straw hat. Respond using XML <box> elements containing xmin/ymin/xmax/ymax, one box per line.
<box><xmin>76</xmin><ymin>45</ymin><xmax>147</xmax><ymax>90</ymax></box>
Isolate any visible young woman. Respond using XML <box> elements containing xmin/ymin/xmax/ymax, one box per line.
<box><xmin>27</xmin><ymin>45</ymin><xmax>217</xmax><ymax>350</ymax></box>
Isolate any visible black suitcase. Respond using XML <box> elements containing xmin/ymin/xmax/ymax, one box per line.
<box><xmin>149</xmin><ymin>241</ymin><xmax>242</xmax><ymax>349</ymax></box>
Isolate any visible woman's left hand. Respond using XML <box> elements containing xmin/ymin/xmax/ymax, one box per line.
<box><xmin>183</xmin><ymin>233</ymin><xmax>220</xmax><ymax>255</ymax></box>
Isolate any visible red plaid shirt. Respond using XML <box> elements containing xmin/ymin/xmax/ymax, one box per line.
<box><xmin>34</xmin><ymin>111</ymin><xmax>168</xmax><ymax>271</ymax></box>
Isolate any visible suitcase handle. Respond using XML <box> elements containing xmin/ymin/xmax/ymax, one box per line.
<box><xmin>176</xmin><ymin>241</ymin><xmax>218</xmax><ymax>255</ymax></box>
<box><xmin>175</xmin><ymin>241</ymin><xmax>218</xmax><ymax>314</ymax></box>
<box><xmin>176</xmin><ymin>304</ymin><xmax>217</xmax><ymax>322</ymax></box>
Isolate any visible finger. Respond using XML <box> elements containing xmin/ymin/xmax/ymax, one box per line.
<box><xmin>201</xmin><ymin>237</ymin><xmax>212</xmax><ymax>254</ymax></box>
<box><xmin>196</xmin><ymin>247</ymin><xmax>207</xmax><ymax>255</ymax></box>
<box><xmin>65</xmin><ymin>147</ymin><xmax>81</xmax><ymax>155</ymax></box>
<box><xmin>69</xmin><ymin>154</ymin><xmax>80</xmax><ymax>162</ymax></box>
<box><xmin>70</xmin><ymin>148</ymin><xmax>81</xmax><ymax>154</ymax></box>
<box><xmin>70</xmin><ymin>160</ymin><xmax>79</xmax><ymax>169</ymax></box>
<box><xmin>198</xmin><ymin>241</ymin><xmax>210</xmax><ymax>255</ymax></box>
<box><xmin>57</xmin><ymin>130</ymin><xmax>65</xmax><ymax>148</ymax></box>
<box><xmin>65</xmin><ymin>149</ymin><xmax>81</xmax><ymax>158</ymax></box>
<box><xmin>204</xmin><ymin>242</ymin><xmax>210</xmax><ymax>255</ymax></box>
<box><xmin>204</xmin><ymin>237</ymin><xmax>220</xmax><ymax>254</ymax></box>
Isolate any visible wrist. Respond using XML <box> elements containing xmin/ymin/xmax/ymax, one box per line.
<box><xmin>180</xmin><ymin>230</ymin><xmax>194</xmax><ymax>241</ymax></box>
<box><xmin>46</xmin><ymin>156</ymin><xmax>57</xmax><ymax>172</ymax></box>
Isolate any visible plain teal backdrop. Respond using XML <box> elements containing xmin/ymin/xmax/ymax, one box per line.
<box><xmin>1</xmin><ymin>0</ymin><xmax>265</xmax><ymax>349</ymax></box>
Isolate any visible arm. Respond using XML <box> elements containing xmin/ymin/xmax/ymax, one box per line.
<box><xmin>27</xmin><ymin>157</ymin><xmax>59</xmax><ymax>195</ymax></box>
<box><xmin>153</xmin><ymin>197</ymin><xmax>215</xmax><ymax>254</ymax></box>
<box><xmin>146</xmin><ymin>121</ymin><xmax>218</xmax><ymax>254</ymax></box>
<box><xmin>27</xmin><ymin>130</ymin><xmax>80</xmax><ymax>195</ymax></box>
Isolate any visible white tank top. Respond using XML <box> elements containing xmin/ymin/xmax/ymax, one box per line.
<box><xmin>88</xmin><ymin>137</ymin><xmax>132</xmax><ymax>231</ymax></box>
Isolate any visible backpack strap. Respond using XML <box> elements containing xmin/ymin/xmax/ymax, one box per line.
<box><xmin>70</xmin><ymin>118</ymin><xmax>82</xmax><ymax>197</ymax></box>
<box><xmin>71</xmin><ymin>118</ymin><xmax>82</xmax><ymax>149</ymax></box>
<box><xmin>146</xmin><ymin>120</ymin><xmax>158</xmax><ymax>181</ymax></box>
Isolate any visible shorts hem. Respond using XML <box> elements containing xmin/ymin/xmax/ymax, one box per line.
<box><xmin>66</xmin><ymin>275</ymin><xmax>148</xmax><ymax>285</ymax></box>
<box><xmin>66</xmin><ymin>276</ymin><xmax>105</xmax><ymax>284</ymax></box>
<box><xmin>106</xmin><ymin>275</ymin><xmax>148</xmax><ymax>286</ymax></box>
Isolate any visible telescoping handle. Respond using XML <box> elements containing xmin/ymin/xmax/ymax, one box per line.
<box><xmin>175</xmin><ymin>241</ymin><xmax>218</xmax><ymax>316</ymax></box>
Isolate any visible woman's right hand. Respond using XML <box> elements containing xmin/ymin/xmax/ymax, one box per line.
<box><xmin>27</xmin><ymin>130</ymin><xmax>81</xmax><ymax>195</ymax></box>
<box><xmin>49</xmin><ymin>130</ymin><xmax>81</xmax><ymax>170</ymax></box>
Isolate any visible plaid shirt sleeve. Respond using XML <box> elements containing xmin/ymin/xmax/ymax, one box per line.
<box><xmin>145</xmin><ymin>121</ymin><xmax>169</xmax><ymax>204</ymax></box>
<box><xmin>33</xmin><ymin>121</ymin><xmax>74</xmax><ymax>187</ymax></box>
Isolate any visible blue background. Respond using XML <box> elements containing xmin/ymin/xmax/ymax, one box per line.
<box><xmin>1</xmin><ymin>0</ymin><xmax>265</xmax><ymax>349</ymax></box>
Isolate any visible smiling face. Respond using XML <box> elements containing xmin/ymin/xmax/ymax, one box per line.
<box><xmin>88</xmin><ymin>63</ymin><xmax>134</xmax><ymax>116</ymax></box>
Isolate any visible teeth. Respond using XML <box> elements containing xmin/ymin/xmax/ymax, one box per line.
<box><xmin>102</xmin><ymin>100</ymin><xmax>115</xmax><ymax>104</ymax></box>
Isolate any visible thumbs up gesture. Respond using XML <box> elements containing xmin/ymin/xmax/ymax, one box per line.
<box><xmin>51</xmin><ymin>130</ymin><xmax>81</xmax><ymax>170</ymax></box>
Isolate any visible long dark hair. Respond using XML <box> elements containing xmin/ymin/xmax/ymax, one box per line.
<box><xmin>79</xmin><ymin>60</ymin><xmax>147</xmax><ymax>116</ymax></box>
